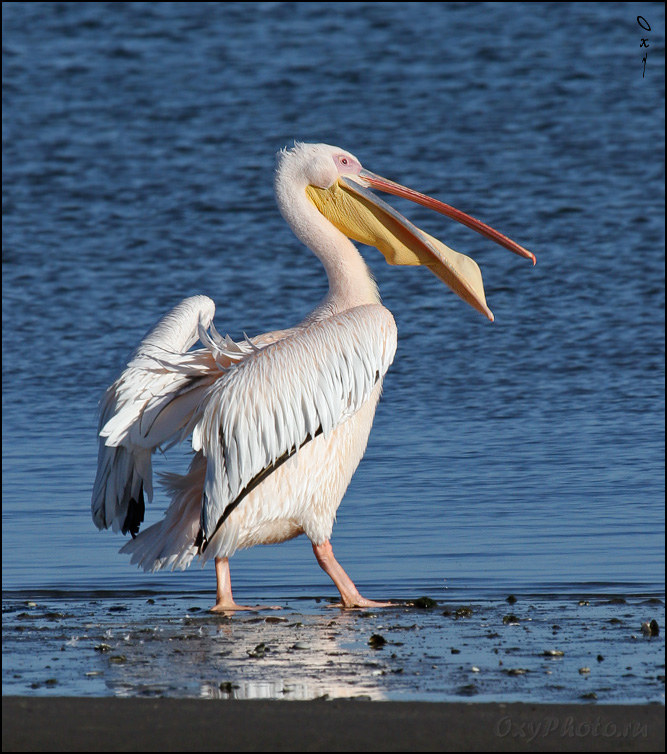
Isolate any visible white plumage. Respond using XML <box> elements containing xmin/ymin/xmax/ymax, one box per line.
<box><xmin>93</xmin><ymin>142</ymin><xmax>533</xmax><ymax>610</ymax></box>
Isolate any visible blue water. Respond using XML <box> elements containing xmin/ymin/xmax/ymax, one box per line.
<box><xmin>3</xmin><ymin>2</ymin><xmax>664</xmax><ymax>607</ymax></box>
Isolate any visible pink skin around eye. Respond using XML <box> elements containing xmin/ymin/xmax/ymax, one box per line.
<box><xmin>334</xmin><ymin>153</ymin><xmax>362</xmax><ymax>176</ymax></box>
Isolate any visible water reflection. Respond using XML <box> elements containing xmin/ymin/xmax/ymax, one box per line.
<box><xmin>3</xmin><ymin>594</ymin><xmax>663</xmax><ymax>704</ymax></box>
<box><xmin>99</xmin><ymin>608</ymin><xmax>390</xmax><ymax>700</ymax></box>
<box><xmin>201</xmin><ymin>680</ymin><xmax>383</xmax><ymax>701</ymax></box>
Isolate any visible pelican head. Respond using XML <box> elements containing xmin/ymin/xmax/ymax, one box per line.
<box><xmin>275</xmin><ymin>142</ymin><xmax>535</xmax><ymax>321</ymax></box>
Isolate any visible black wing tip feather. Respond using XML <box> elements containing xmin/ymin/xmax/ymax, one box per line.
<box><xmin>195</xmin><ymin>527</ymin><xmax>205</xmax><ymax>551</ymax></box>
<box><xmin>122</xmin><ymin>487</ymin><xmax>146</xmax><ymax>538</ymax></box>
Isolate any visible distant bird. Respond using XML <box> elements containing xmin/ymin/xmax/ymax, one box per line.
<box><xmin>92</xmin><ymin>142</ymin><xmax>534</xmax><ymax>610</ymax></box>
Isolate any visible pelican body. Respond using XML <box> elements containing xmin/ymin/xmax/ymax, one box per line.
<box><xmin>92</xmin><ymin>142</ymin><xmax>534</xmax><ymax>610</ymax></box>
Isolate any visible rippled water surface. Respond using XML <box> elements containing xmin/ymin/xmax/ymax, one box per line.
<box><xmin>2</xmin><ymin>2</ymin><xmax>665</xmax><ymax>701</ymax></box>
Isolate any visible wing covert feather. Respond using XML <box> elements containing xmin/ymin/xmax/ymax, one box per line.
<box><xmin>194</xmin><ymin>305</ymin><xmax>397</xmax><ymax>541</ymax></box>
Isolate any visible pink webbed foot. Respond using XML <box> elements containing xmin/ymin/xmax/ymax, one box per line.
<box><xmin>209</xmin><ymin>601</ymin><xmax>276</xmax><ymax>613</ymax></box>
<box><xmin>326</xmin><ymin>598</ymin><xmax>394</xmax><ymax>609</ymax></box>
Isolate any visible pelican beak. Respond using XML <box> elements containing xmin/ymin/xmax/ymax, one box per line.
<box><xmin>305</xmin><ymin>170</ymin><xmax>535</xmax><ymax>322</ymax></box>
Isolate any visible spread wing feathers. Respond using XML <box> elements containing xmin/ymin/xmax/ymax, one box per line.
<box><xmin>193</xmin><ymin>304</ymin><xmax>398</xmax><ymax>544</ymax></box>
<box><xmin>92</xmin><ymin>295</ymin><xmax>221</xmax><ymax>535</ymax></box>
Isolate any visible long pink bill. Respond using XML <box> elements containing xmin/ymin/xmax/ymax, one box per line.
<box><xmin>358</xmin><ymin>169</ymin><xmax>536</xmax><ymax>265</ymax></box>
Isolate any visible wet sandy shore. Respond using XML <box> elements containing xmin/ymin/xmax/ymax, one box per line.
<box><xmin>2</xmin><ymin>592</ymin><xmax>663</xmax><ymax>703</ymax></box>
<box><xmin>3</xmin><ymin>591</ymin><xmax>664</xmax><ymax>750</ymax></box>
<box><xmin>2</xmin><ymin>696</ymin><xmax>665</xmax><ymax>752</ymax></box>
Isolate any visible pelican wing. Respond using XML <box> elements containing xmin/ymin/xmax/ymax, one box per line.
<box><xmin>193</xmin><ymin>304</ymin><xmax>397</xmax><ymax>550</ymax></box>
<box><xmin>92</xmin><ymin>295</ymin><xmax>223</xmax><ymax>535</ymax></box>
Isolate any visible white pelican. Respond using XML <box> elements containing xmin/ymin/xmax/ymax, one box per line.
<box><xmin>92</xmin><ymin>142</ymin><xmax>534</xmax><ymax>610</ymax></box>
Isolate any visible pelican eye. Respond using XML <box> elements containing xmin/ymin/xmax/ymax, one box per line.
<box><xmin>334</xmin><ymin>154</ymin><xmax>353</xmax><ymax>170</ymax></box>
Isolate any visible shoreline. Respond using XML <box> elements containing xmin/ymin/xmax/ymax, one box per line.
<box><xmin>3</xmin><ymin>697</ymin><xmax>665</xmax><ymax>752</ymax></box>
<box><xmin>3</xmin><ymin>593</ymin><xmax>664</xmax><ymax>705</ymax></box>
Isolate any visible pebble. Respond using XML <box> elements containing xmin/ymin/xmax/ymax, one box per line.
<box><xmin>641</xmin><ymin>620</ymin><xmax>659</xmax><ymax>637</ymax></box>
<box><xmin>412</xmin><ymin>597</ymin><xmax>437</xmax><ymax>609</ymax></box>
<box><xmin>246</xmin><ymin>643</ymin><xmax>267</xmax><ymax>658</ymax></box>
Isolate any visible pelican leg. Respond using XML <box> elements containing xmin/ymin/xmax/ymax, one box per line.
<box><xmin>312</xmin><ymin>540</ymin><xmax>391</xmax><ymax>608</ymax></box>
<box><xmin>211</xmin><ymin>557</ymin><xmax>263</xmax><ymax>612</ymax></box>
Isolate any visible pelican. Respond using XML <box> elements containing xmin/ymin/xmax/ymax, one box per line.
<box><xmin>92</xmin><ymin>142</ymin><xmax>534</xmax><ymax>610</ymax></box>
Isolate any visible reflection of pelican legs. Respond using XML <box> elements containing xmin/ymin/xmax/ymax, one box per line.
<box><xmin>312</xmin><ymin>540</ymin><xmax>391</xmax><ymax>608</ymax></box>
<box><xmin>211</xmin><ymin>557</ymin><xmax>259</xmax><ymax>612</ymax></box>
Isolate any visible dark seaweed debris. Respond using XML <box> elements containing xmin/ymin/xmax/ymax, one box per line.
<box><xmin>412</xmin><ymin>597</ymin><xmax>438</xmax><ymax>609</ymax></box>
